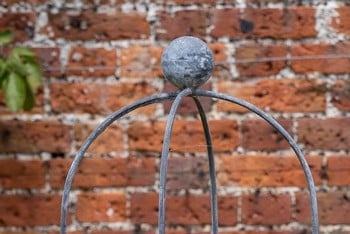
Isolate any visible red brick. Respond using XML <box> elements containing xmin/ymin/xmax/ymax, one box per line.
<box><xmin>332</xmin><ymin>7</ymin><xmax>350</xmax><ymax>35</ymax></box>
<box><xmin>296</xmin><ymin>191</ymin><xmax>350</xmax><ymax>224</ymax></box>
<box><xmin>130</xmin><ymin>192</ymin><xmax>237</xmax><ymax>226</ymax></box>
<box><xmin>241</xmin><ymin>193</ymin><xmax>292</xmax><ymax>225</ymax></box>
<box><xmin>74</xmin><ymin>123</ymin><xmax>123</xmax><ymax>154</ymax></box>
<box><xmin>120</xmin><ymin>45</ymin><xmax>163</xmax><ymax>78</ymax></box>
<box><xmin>48</xmin><ymin>231</ymin><xmax>83</xmax><ymax>234</ymax></box>
<box><xmin>327</xmin><ymin>155</ymin><xmax>350</xmax><ymax>186</ymax></box>
<box><xmin>50</xmin><ymin>82</ymin><xmax>157</xmax><ymax>115</ymax></box>
<box><xmin>210</xmin><ymin>7</ymin><xmax>316</xmax><ymax>39</ymax></box>
<box><xmin>92</xmin><ymin>231</ymin><xmax>186</xmax><ymax>234</ymax></box>
<box><xmin>0</xmin><ymin>0</ymin><xmax>46</xmax><ymax>4</ymax></box>
<box><xmin>331</xmin><ymin>79</ymin><xmax>350</xmax><ymax>111</ymax></box>
<box><xmin>0</xmin><ymin>13</ymin><xmax>35</xmax><ymax>42</ymax></box>
<box><xmin>297</xmin><ymin>118</ymin><xmax>350</xmax><ymax>150</ymax></box>
<box><xmin>217</xmin><ymin>155</ymin><xmax>322</xmax><ymax>187</ymax></box>
<box><xmin>127</xmin><ymin>120</ymin><xmax>239</xmax><ymax>153</ymax></box>
<box><xmin>167</xmin><ymin>157</ymin><xmax>209</xmax><ymax>190</ymax></box>
<box><xmin>235</xmin><ymin>44</ymin><xmax>287</xmax><ymax>77</ymax></box>
<box><xmin>0</xmin><ymin>159</ymin><xmax>46</xmax><ymax>189</ymax></box>
<box><xmin>91</xmin><ymin>231</ymin><xmax>133</xmax><ymax>234</ymax></box>
<box><xmin>76</xmin><ymin>192</ymin><xmax>126</xmax><ymax>222</ymax></box>
<box><xmin>0</xmin><ymin>231</ymin><xmax>40</xmax><ymax>234</ymax></box>
<box><xmin>42</xmin><ymin>11</ymin><xmax>149</xmax><ymax>41</ymax></box>
<box><xmin>66</xmin><ymin>47</ymin><xmax>116</xmax><ymax>77</ymax></box>
<box><xmin>241</xmin><ymin>118</ymin><xmax>292</xmax><ymax>151</ymax></box>
<box><xmin>163</xmin><ymin>0</ymin><xmax>216</xmax><ymax>3</ymax></box>
<box><xmin>156</xmin><ymin>10</ymin><xmax>207</xmax><ymax>40</ymax></box>
<box><xmin>33</xmin><ymin>47</ymin><xmax>61</xmax><ymax>77</ymax></box>
<box><xmin>0</xmin><ymin>120</ymin><xmax>71</xmax><ymax>153</ymax></box>
<box><xmin>209</xmin><ymin>43</ymin><xmax>230</xmax><ymax>79</ymax></box>
<box><xmin>163</xmin><ymin>81</ymin><xmax>212</xmax><ymax>114</ymax></box>
<box><xmin>0</xmin><ymin>194</ymin><xmax>61</xmax><ymax>226</ymax></box>
<box><xmin>217</xmin><ymin>79</ymin><xmax>326</xmax><ymax>113</ymax></box>
<box><xmin>291</xmin><ymin>43</ymin><xmax>350</xmax><ymax>74</ymax></box>
<box><xmin>50</xmin><ymin>157</ymin><xmax>156</xmax><ymax>189</ymax></box>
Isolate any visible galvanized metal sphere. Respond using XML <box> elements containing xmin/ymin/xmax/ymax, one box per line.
<box><xmin>161</xmin><ymin>36</ymin><xmax>215</xmax><ymax>89</ymax></box>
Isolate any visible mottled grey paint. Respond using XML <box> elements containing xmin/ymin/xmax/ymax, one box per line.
<box><xmin>161</xmin><ymin>36</ymin><xmax>215</xmax><ymax>89</ymax></box>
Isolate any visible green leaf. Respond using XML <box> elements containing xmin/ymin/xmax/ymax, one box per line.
<box><xmin>12</xmin><ymin>47</ymin><xmax>36</xmax><ymax>58</ymax></box>
<box><xmin>23</xmin><ymin>84</ymin><xmax>35</xmax><ymax>111</ymax></box>
<box><xmin>0</xmin><ymin>59</ymin><xmax>7</xmax><ymax>89</ymax></box>
<box><xmin>25</xmin><ymin>62</ymin><xmax>42</xmax><ymax>93</ymax></box>
<box><xmin>5</xmin><ymin>72</ymin><xmax>26</xmax><ymax>112</ymax></box>
<box><xmin>7</xmin><ymin>55</ymin><xmax>26</xmax><ymax>76</ymax></box>
<box><xmin>0</xmin><ymin>30</ymin><xmax>14</xmax><ymax>45</ymax></box>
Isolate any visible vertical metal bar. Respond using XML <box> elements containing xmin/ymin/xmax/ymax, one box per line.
<box><xmin>158</xmin><ymin>88</ymin><xmax>192</xmax><ymax>234</ymax></box>
<box><xmin>192</xmin><ymin>96</ymin><xmax>219</xmax><ymax>234</ymax></box>
<box><xmin>60</xmin><ymin>92</ymin><xmax>179</xmax><ymax>234</ymax></box>
<box><xmin>193</xmin><ymin>89</ymin><xmax>319</xmax><ymax>234</ymax></box>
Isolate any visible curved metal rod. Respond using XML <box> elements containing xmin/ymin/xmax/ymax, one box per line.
<box><xmin>158</xmin><ymin>88</ymin><xmax>193</xmax><ymax>234</ymax></box>
<box><xmin>192</xmin><ymin>96</ymin><xmax>218</xmax><ymax>234</ymax></box>
<box><xmin>193</xmin><ymin>89</ymin><xmax>319</xmax><ymax>234</ymax></box>
<box><xmin>60</xmin><ymin>91</ymin><xmax>180</xmax><ymax>234</ymax></box>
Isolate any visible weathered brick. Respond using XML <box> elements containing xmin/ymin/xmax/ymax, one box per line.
<box><xmin>210</xmin><ymin>7</ymin><xmax>316</xmax><ymax>39</ymax></box>
<box><xmin>74</xmin><ymin>123</ymin><xmax>123</xmax><ymax>154</ymax></box>
<box><xmin>50</xmin><ymin>82</ymin><xmax>157</xmax><ymax>115</ymax></box>
<box><xmin>76</xmin><ymin>192</ymin><xmax>126</xmax><ymax>222</ymax></box>
<box><xmin>296</xmin><ymin>191</ymin><xmax>350</xmax><ymax>224</ymax></box>
<box><xmin>0</xmin><ymin>194</ymin><xmax>61</xmax><ymax>226</ymax></box>
<box><xmin>156</xmin><ymin>10</ymin><xmax>207</xmax><ymax>40</ymax></box>
<box><xmin>130</xmin><ymin>192</ymin><xmax>237</xmax><ymax>226</ymax></box>
<box><xmin>91</xmin><ymin>231</ymin><xmax>132</xmax><ymax>234</ymax></box>
<box><xmin>163</xmin><ymin>81</ymin><xmax>212</xmax><ymax>114</ymax></box>
<box><xmin>235</xmin><ymin>44</ymin><xmax>287</xmax><ymax>77</ymax></box>
<box><xmin>327</xmin><ymin>155</ymin><xmax>350</xmax><ymax>186</ymax></box>
<box><xmin>241</xmin><ymin>193</ymin><xmax>292</xmax><ymax>225</ymax></box>
<box><xmin>33</xmin><ymin>47</ymin><xmax>61</xmax><ymax>77</ymax></box>
<box><xmin>66</xmin><ymin>47</ymin><xmax>116</xmax><ymax>77</ymax></box>
<box><xmin>0</xmin><ymin>120</ymin><xmax>71</xmax><ymax>153</ymax></box>
<box><xmin>0</xmin><ymin>231</ymin><xmax>40</xmax><ymax>234</ymax></box>
<box><xmin>127</xmin><ymin>120</ymin><xmax>239</xmax><ymax>153</ymax></box>
<box><xmin>167</xmin><ymin>157</ymin><xmax>209</xmax><ymax>190</ymax></box>
<box><xmin>217</xmin><ymin>155</ymin><xmax>322</xmax><ymax>187</ymax></box>
<box><xmin>0</xmin><ymin>13</ymin><xmax>35</xmax><ymax>42</ymax></box>
<box><xmin>291</xmin><ymin>43</ymin><xmax>350</xmax><ymax>74</ymax></box>
<box><xmin>297</xmin><ymin>118</ymin><xmax>350</xmax><ymax>150</ymax></box>
<box><xmin>92</xmin><ymin>231</ymin><xmax>186</xmax><ymax>234</ymax></box>
<box><xmin>217</xmin><ymin>79</ymin><xmax>326</xmax><ymax>113</ymax></box>
<box><xmin>120</xmin><ymin>45</ymin><xmax>163</xmax><ymax>78</ymax></box>
<box><xmin>331</xmin><ymin>79</ymin><xmax>350</xmax><ymax>111</ymax></box>
<box><xmin>0</xmin><ymin>159</ymin><xmax>46</xmax><ymax>189</ymax></box>
<box><xmin>163</xmin><ymin>0</ymin><xmax>216</xmax><ymax>3</ymax></box>
<box><xmin>241</xmin><ymin>118</ymin><xmax>292</xmax><ymax>151</ymax></box>
<box><xmin>0</xmin><ymin>0</ymin><xmax>46</xmax><ymax>4</ymax></box>
<box><xmin>209</xmin><ymin>43</ymin><xmax>230</xmax><ymax>79</ymax></box>
<box><xmin>50</xmin><ymin>157</ymin><xmax>156</xmax><ymax>189</ymax></box>
<box><xmin>48</xmin><ymin>231</ymin><xmax>83</xmax><ymax>234</ymax></box>
<box><xmin>42</xmin><ymin>11</ymin><xmax>149</xmax><ymax>41</ymax></box>
<box><xmin>332</xmin><ymin>7</ymin><xmax>350</xmax><ymax>35</ymax></box>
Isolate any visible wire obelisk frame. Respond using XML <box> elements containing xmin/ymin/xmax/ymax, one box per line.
<box><xmin>60</xmin><ymin>36</ymin><xmax>319</xmax><ymax>234</ymax></box>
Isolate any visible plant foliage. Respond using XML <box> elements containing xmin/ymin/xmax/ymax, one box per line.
<box><xmin>0</xmin><ymin>29</ymin><xmax>42</xmax><ymax>112</ymax></box>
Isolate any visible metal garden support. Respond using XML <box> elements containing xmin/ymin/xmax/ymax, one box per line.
<box><xmin>60</xmin><ymin>36</ymin><xmax>319</xmax><ymax>234</ymax></box>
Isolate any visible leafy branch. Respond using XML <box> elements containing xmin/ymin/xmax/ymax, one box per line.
<box><xmin>0</xmin><ymin>29</ymin><xmax>42</xmax><ymax>112</ymax></box>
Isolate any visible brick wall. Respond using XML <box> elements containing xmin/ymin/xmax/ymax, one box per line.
<box><xmin>0</xmin><ymin>1</ymin><xmax>350</xmax><ymax>234</ymax></box>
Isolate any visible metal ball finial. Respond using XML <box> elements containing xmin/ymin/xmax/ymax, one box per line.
<box><xmin>161</xmin><ymin>36</ymin><xmax>215</xmax><ymax>89</ymax></box>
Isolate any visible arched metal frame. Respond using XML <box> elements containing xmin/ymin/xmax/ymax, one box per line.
<box><xmin>60</xmin><ymin>88</ymin><xmax>319</xmax><ymax>234</ymax></box>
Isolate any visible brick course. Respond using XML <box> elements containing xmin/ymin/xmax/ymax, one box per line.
<box><xmin>0</xmin><ymin>2</ymin><xmax>349</xmax><ymax>234</ymax></box>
